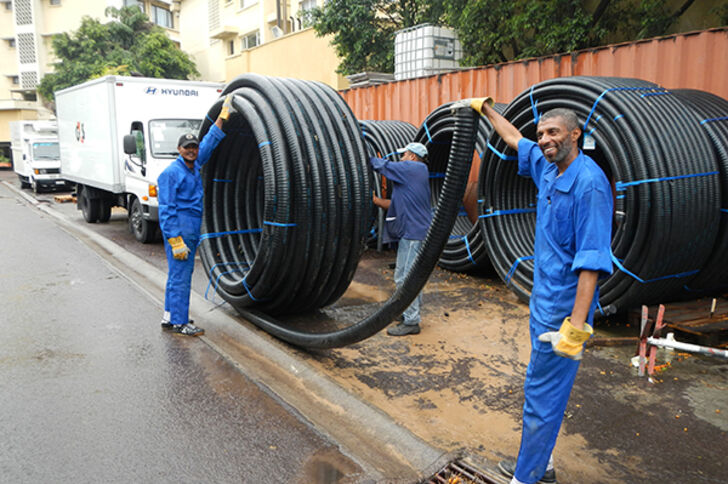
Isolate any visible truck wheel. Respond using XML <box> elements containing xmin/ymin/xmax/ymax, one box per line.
<box><xmin>128</xmin><ymin>197</ymin><xmax>155</xmax><ymax>243</ymax></box>
<box><xmin>32</xmin><ymin>179</ymin><xmax>42</xmax><ymax>194</ymax></box>
<box><xmin>78</xmin><ymin>185</ymin><xmax>99</xmax><ymax>223</ymax></box>
<box><xmin>19</xmin><ymin>176</ymin><xmax>30</xmax><ymax>189</ymax></box>
<box><xmin>98</xmin><ymin>200</ymin><xmax>112</xmax><ymax>223</ymax></box>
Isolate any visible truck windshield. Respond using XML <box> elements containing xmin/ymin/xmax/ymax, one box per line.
<box><xmin>32</xmin><ymin>142</ymin><xmax>60</xmax><ymax>160</ymax></box>
<box><xmin>149</xmin><ymin>119</ymin><xmax>202</xmax><ymax>158</ymax></box>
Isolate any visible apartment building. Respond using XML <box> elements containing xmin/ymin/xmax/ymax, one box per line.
<box><xmin>0</xmin><ymin>0</ymin><xmax>345</xmax><ymax>160</ymax></box>
<box><xmin>178</xmin><ymin>0</ymin><xmax>345</xmax><ymax>90</ymax></box>
<box><xmin>0</xmin><ymin>0</ymin><xmax>181</xmax><ymax>158</ymax></box>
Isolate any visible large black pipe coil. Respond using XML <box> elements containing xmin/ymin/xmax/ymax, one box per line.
<box><xmin>671</xmin><ymin>89</ymin><xmax>728</xmax><ymax>293</ymax></box>
<box><xmin>360</xmin><ymin>120</ymin><xmax>417</xmax><ymax>251</ymax></box>
<box><xmin>197</xmin><ymin>74</ymin><xmax>479</xmax><ymax>348</ymax></box>
<box><xmin>479</xmin><ymin>76</ymin><xmax>721</xmax><ymax>316</ymax></box>
<box><xmin>413</xmin><ymin>101</ymin><xmax>506</xmax><ymax>273</ymax></box>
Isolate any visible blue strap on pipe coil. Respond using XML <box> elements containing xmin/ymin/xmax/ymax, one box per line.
<box><xmin>701</xmin><ymin>116</ymin><xmax>728</xmax><ymax>125</ymax></box>
<box><xmin>584</xmin><ymin>87</ymin><xmax>669</xmax><ymax>130</ymax></box>
<box><xmin>213</xmin><ymin>178</ymin><xmax>232</xmax><ymax>183</ymax></box>
<box><xmin>199</xmin><ymin>228</ymin><xmax>264</xmax><ymax>242</ymax></box>
<box><xmin>611</xmin><ymin>253</ymin><xmax>699</xmax><ymax>284</ymax></box>
<box><xmin>529</xmin><ymin>85</ymin><xmax>541</xmax><ymax>123</ymax></box>
<box><xmin>505</xmin><ymin>255</ymin><xmax>534</xmax><ymax>285</ymax></box>
<box><xmin>479</xmin><ymin>207</ymin><xmax>537</xmax><ymax>219</ymax></box>
<box><xmin>615</xmin><ymin>171</ymin><xmax>719</xmax><ymax>191</ymax></box>
<box><xmin>487</xmin><ymin>141</ymin><xmax>518</xmax><ymax>161</ymax></box>
<box><xmin>462</xmin><ymin>234</ymin><xmax>475</xmax><ymax>265</ymax></box>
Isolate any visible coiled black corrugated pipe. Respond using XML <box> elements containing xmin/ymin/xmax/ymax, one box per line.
<box><xmin>671</xmin><ymin>89</ymin><xmax>728</xmax><ymax>293</ymax></box>
<box><xmin>197</xmin><ymin>74</ymin><xmax>479</xmax><ymax>348</ymax></box>
<box><xmin>479</xmin><ymin>76</ymin><xmax>720</xmax><ymax>316</ymax></box>
<box><xmin>413</xmin><ymin>101</ymin><xmax>506</xmax><ymax>273</ymax></box>
<box><xmin>360</xmin><ymin>120</ymin><xmax>417</xmax><ymax>251</ymax></box>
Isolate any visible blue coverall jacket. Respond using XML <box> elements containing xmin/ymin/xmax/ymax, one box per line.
<box><xmin>514</xmin><ymin>138</ymin><xmax>612</xmax><ymax>483</ymax></box>
<box><xmin>369</xmin><ymin>156</ymin><xmax>432</xmax><ymax>244</ymax></box>
<box><xmin>157</xmin><ymin>124</ymin><xmax>225</xmax><ymax>326</ymax></box>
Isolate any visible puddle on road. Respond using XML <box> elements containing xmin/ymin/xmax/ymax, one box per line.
<box><xmin>297</xmin><ymin>446</ymin><xmax>362</xmax><ymax>484</ymax></box>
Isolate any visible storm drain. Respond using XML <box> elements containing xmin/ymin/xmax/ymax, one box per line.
<box><xmin>423</xmin><ymin>459</ymin><xmax>506</xmax><ymax>484</ymax></box>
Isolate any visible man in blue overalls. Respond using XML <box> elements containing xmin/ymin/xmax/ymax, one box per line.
<box><xmin>370</xmin><ymin>142</ymin><xmax>432</xmax><ymax>336</ymax></box>
<box><xmin>157</xmin><ymin>95</ymin><xmax>233</xmax><ymax>336</ymax></box>
<box><xmin>468</xmin><ymin>98</ymin><xmax>613</xmax><ymax>483</ymax></box>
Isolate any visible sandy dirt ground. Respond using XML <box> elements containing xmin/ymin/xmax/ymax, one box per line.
<box><xmin>284</xmin><ymin>250</ymin><xmax>727</xmax><ymax>483</ymax></box>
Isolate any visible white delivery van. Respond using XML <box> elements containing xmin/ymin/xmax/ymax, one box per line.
<box><xmin>10</xmin><ymin>120</ymin><xmax>69</xmax><ymax>193</ymax></box>
<box><xmin>55</xmin><ymin>75</ymin><xmax>222</xmax><ymax>242</ymax></box>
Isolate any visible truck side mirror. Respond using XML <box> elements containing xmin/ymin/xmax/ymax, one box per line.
<box><xmin>123</xmin><ymin>135</ymin><xmax>137</xmax><ymax>155</ymax></box>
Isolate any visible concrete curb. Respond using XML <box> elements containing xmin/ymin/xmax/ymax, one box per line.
<box><xmin>3</xmin><ymin>180</ymin><xmax>452</xmax><ymax>482</ymax></box>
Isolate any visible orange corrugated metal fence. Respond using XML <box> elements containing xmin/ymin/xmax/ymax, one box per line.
<box><xmin>341</xmin><ymin>28</ymin><xmax>728</xmax><ymax>126</ymax></box>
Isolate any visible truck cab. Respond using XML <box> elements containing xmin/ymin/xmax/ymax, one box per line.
<box><xmin>10</xmin><ymin>121</ymin><xmax>70</xmax><ymax>193</ymax></box>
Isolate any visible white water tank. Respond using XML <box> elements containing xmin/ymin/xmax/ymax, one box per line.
<box><xmin>394</xmin><ymin>24</ymin><xmax>462</xmax><ymax>81</ymax></box>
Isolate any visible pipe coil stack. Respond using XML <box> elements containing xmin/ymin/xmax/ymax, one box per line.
<box><xmin>414</xmin><ymin>102</ymin><xmax>506</xmax><ymax>272</ymax></box>
<box><xmin>197</xmin><ymin>74</ymin><xmax>480</xmax><ymax>348</ymax></box>
<box><xmin>479</xmin><ymin>77</ymin><xmax>722</xmax><ymax>315</ymax></box>
<box><xmin>199</xmin><ymin>74</ymin><xmax>371</xmax><ymax>316</ymax></box>
<box><xmin>360</xmin><ymin>120</ymin><xmax>417</xmax><ymax>250</ymax></box>
<box><xmin>670</xmin><ymin>90</ymin><xmax>728</xmax><ymax>293</ymax></box>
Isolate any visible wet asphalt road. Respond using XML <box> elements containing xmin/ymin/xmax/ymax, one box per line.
<box><xmin>0</xmin><ymin>173</ymin><xmax>362</xmax><ymax>483</ymax></box>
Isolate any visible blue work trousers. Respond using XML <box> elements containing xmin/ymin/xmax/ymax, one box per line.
<box><xmin>163</xmin><ymin>214</ymin><xmax>201</xmax><ymax>326</ymax></box>
<box><xmin>514</xmin><ymin>317</ymin><xmax>581</xmax><ymax>483</ymax></box>
<box><xmin>394</xmin><ymin>238</ymin><xmax>423</xmax><ymax>325</ymax></box>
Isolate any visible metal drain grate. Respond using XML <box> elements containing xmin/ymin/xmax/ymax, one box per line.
<box><xmin>424</xmin><ymin>459</ymin><xmax>506</xmax><ymax>484</ymax></box>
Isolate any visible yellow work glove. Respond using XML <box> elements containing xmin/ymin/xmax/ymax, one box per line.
<box><xmin>219</xmin><ymin>94</ymin><xmax>234</xmax><ymax>121</ymax></box>
<box><xmin>168</xmin><ymin>236</ymin><xmax>190</xmax><ymax>261</ymax></box>
<box><xmin>538</xmin><ymin>317</ymin><xmax>593</xmax><ymax>360</ymax></box>
<box><xmin>469</xmin><ymin>97</ymin><xmax>495</xmax><ymax>114</ymax></box>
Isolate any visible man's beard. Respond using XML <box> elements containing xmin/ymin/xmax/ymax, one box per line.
<box><xmin>546</xmin><ymin>138</ymin><xmax>573</xmax><ymax>164</ymax></box>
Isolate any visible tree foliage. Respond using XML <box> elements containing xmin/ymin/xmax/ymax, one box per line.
<box><xmin>38</xmin><ymin>7</ymin><xmax>198</xmax><ymax>102</ymax></box>
<box><xmin>443</xmin><ymin>0</ymin><xmax>707</xmax><ymax>66</ymax></box>
<box><xmin>310</xmin><ymin>0</ymin><xmax>722</xmax><ymax>74</ymax></box>
<box><xmin>309</xmin><ymin>0</ymin><xmax>446</xmax><ymax>75</ymax></box>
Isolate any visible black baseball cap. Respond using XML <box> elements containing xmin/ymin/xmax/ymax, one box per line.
<box><xmin>178</xmin><ymin>133</ymin><xmax>199</xmax><ymax>148</ymax></box>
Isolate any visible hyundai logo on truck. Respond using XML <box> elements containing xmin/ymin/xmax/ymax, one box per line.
<box><xmin>145</xmin><ymin>86</ymin><xmax>199</xmax><ymax>96</ymax></box>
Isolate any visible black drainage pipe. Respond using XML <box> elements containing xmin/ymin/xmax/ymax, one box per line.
<box><xmin>197</xmin><ymin>74</ymin><xmax>479</xmax><ymax>348</ymax></box>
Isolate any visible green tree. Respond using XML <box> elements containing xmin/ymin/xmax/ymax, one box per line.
<box><xmin>38</xmin><ymin>6</ymin><xmax>198</xmax><ymax>103</ymax></box>
<box><xmin>443</xmin><ymin>0</ymin><xmax>712</xmax><ymax>67</ymax></box>
<box><xmin>309</xmin><ymin>0</ymin><xmax>446</xmax><ymax>75</ymax></box>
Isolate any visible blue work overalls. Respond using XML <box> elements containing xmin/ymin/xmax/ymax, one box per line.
<box><xmin>514</xmin><ymin>138</ymin><xmax>613</xmax><ymax>483</ymax></box>
<box><xmin>157</xmin><ymin>124</ymin><xmax>225</xmax><ymax>326</ymax></box>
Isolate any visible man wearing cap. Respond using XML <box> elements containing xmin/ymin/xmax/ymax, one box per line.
<box><xmin>157</xmin><ymin>95</ymin><xmax>234</xmax><ymax>336</ymax></box>
<box><xmin>369</xmin><ymin>142</ymin><xmax>432</xmax><ymax>336</ymax></box>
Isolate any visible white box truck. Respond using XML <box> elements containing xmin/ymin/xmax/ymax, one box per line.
<box><xmin>10</xmin><ymin>120</ymin><xmax>70</xmax><ymax>193</ymax></box>
<box><xmin>55</xmin><ymin>75</ymin><xmax>222</xmax><ymax>242</ymax></box>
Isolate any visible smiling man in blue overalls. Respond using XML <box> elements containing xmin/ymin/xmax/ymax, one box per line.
<box><xmin>467</xmin><ymin>97</ymin><xmax>613</xmax><ymax>484</ymax></box>
<box><xmin>157</xmin><ymin>95</ymin><xmax>233</xmax><ymax>336</ymax></box>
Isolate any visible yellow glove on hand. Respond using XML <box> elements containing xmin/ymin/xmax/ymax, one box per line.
<box><xmin>470</xmin><ymin>97</ymin><xmax>494</xmax><ymax>114</ymax></box>
<box><xmin>168</xmin><ymin>236</ymin><xmax>190</xmax><ymax>261</ymax></box>
<box><xmin>220</xmin><ymin>94</ymin><xmax>234</xmax><ymax>121</ymax></box>
<box><xmin>538</xmin><ymin>317</ymin><xmax>593</xmax><ymax>360</ymax></box>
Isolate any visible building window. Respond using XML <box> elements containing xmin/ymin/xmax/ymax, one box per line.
<box><xmin>124</xmin><ymin>0</ymin><xmax>143</xmax><ymax>13</ymax></box>
<box><xmin>11</xmin><ymin>76</ymin><xmax>19</xmax><ymax>85</ymax></box>
<box><xmin>151</xmin><ymin>5</ymin><xmax>173</xmax><ymax>29</ymax></box>
<box><xmin>7</xmin><ymin>38</ymin><xmax>15</xmax><ymax>48</ymax></box>
<box><xmin>240</xmin><ymin>0</ymin><xmax>257</xmax><ymax>8</ymax></box>
<box><xmin>5</xmin><ymin>1</ymin><xmax>12</xmax><ymax>10</ymax></box>
<box><xmin>300</xmin><ymin>0</ymin><xmax>317</xmax><ymax>27</ymax></box>
<box><xmin>242</xmin><ymin>30</ymin><xmax>260</xmax><ymax>50</ymax></box>
<box><xmin>49</xmin><ymin>0</ymin><xmax>60</xmax><ymax>5</ymax></box>
<box><xmin>228</xmin><ymin>39</ymin><xmax>235</xmax><ymax>55</ymax></box>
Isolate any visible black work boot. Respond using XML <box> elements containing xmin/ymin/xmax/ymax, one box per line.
<box><xmin>161</xmin><ymin>318</ymin><xmax>194</xmax><ymax>330</ymax></box>
<box><xmin>386</xmin><ymin>322</ymin><xmax>420</xmax><ymax>336</ymax></box>
<box><xmin>498</xmin><ymin>459</ymin><xmax>556</xmax><ymax>484</ymax></box>
<box><xmin>170</xmin><ymin>322</ymin><xmax>205</xmax><ymax>336</ymax></box>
